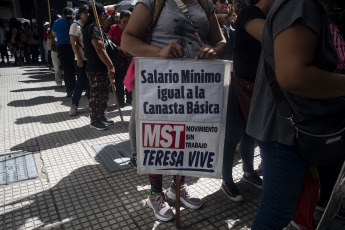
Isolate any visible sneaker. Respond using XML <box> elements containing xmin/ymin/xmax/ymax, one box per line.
<box><xmin>100</xmin><ymin>116</ymin><xmax>115</xmax><ymax>125</ymax></box>
<box><xmin>242</xmin><ymin>172</ymin><xmax>263</xmax><ymax>189</ymax></box>
<box><xmin>316</xmin><ymin>205</ymin><xmax>345</xmax><ymax>220</ymax></box>
<box><xmin>130</xmin><ymin>155</ymin><xmax>137</xmax><ymax>168</ymax></box>
<box><xmin>126</xmin><ymin>99</ymin><xmax>132</xmax><ymax>106</ymax></box>
<box><xmin>147</xmin><ymin>193</ymin><xmax>174</xmax><ymax>222</ymax></box>
<box><xmin>90</xmin><ymin>120</ymin><xmax>108</xmax><ymax>131</ymax></box>
<box><xmin>256</xmin><ymin>161</ymin><xmax>263</xmax><ymax>173</ymax></box>
<box><xmin>115</xmin><ymin>102</ymin><xmax>125</xmax><ymax>109</ymax></box>
<box><xmin>221</xmin><ymin>181</ymin><xmax>244</xmax><ymax>202</ymax></box>
<box><xmin>338</xmin><ymin>202</ymin><xmax>345</xmax><ymax>219</ymax></box>
<box><xmin>69</xmin><ymin>104</ymin><xmax>77</xmax><ymax>116</ymax></box>
<box><xmin>290</xmin><ymin>220</ymin><xmax>304</xmax><ymax>230</ymax></box>
<box><xmin>167</xmin><ymin>183</ymin><xmax>202</xmax><ymax>209</ymax></box>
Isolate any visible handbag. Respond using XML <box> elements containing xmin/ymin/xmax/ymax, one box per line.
<box><xmin>234</xmin><ymin>76</ymin><xmax>254</xmax><ymax>123</ymax></box>
<box><xmin>104</xmin><ymin>37</ymin><xmax>123</xmax><ymax>68</ymax></box>
<box><xmin>265</xmin><ymin>62</ymin><xmax>345</xmax><ymax>166</ymax></box>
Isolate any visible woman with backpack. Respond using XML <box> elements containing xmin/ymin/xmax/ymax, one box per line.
<box><xmin>122</xmin><ymin>0</ymin><xmax>226</xmax><ymax>221</ymax></box>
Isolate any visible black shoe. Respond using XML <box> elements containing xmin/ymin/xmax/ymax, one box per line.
<box><xmin>100</xmin><ymin>116</ymin><xmax>115</xmax><ymax>125</ymax></box>
<box><xmin>115</xmin><ymin>103</ymin><xmax>125</xmax><ymax>109</ymax></box>
<box><xmin>126</xmin><ymin>100</ymin><xmax>132</xmax><ymax>106</ymax></box>
<box><xmin>130</xmin><ymin>155</ymin><xmax>137</xmax><ymax>168</ymax></box>
<box><xmin>66</xmin><ymin>91</ymin><xmax>73</xmax><ymax>97</ymax></box>
<box><xmin>221</xmin><ymin>181</ymin><xmax>243</xmax><ymax>202</ymax></box>
<box><xmin>242</xmin><ymin>172</ymin><xmax>262</xmax><ymax>189</ymax></box>
<box><xmin>90</xmin><ymin>120</ymin><xmax>107</xmax><ymax>130</ymax></box>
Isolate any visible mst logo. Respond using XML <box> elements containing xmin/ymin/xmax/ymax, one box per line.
<box><xmin>142</xmin><ymin>123</ymin><xmax>185</xmax><ymax>149</ymax></box>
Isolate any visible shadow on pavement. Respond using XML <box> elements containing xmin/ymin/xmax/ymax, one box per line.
<box><xmin>10</xmin><ymin>86</ymin><xmax>61</xmax><ymax>93</ymax></box>
<box><xmin>10</xmin><ymin>120</ymin><xmax>129</xmax><ymax>152</ymax></box>
<box><xmin>19</xmin><ymin>73</ymin><xmax>55</xmax><ymax>83</ymax></box>
<box><xmin>7</xmin><ymin>96</ymin><xmax>66</xmax><ymax>107</ymax></box>
<box><xmin>2</xmin><ymin>156</ymin><xmax>207</xmax><ymax>229</ymax></box>
<box><xmin>14</xmin><ymin>109</ymin><xmax>132</xmax><ymax>125</ymax></box>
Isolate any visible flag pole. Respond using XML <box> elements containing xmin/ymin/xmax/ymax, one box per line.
<box><xmin>90</xmin><ymin>0</ymin><xmax>126</xmax><ymax>131</ymax></box>
<box><xmin>47</xmin><ymin>0</ymin><xmax>51</xmax><ymax>24</ymax></box>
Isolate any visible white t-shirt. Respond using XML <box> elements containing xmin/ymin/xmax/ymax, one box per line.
<box><xmin>69</xmin><ymin>20</ymin><xmax>86</xmax><ymax>61</ymax></box>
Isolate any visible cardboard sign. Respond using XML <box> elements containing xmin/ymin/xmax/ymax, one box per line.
<box><xmin>135</xmin><ymin>58</ymin><xmax>231</xmax><ymax>178</ymax></box>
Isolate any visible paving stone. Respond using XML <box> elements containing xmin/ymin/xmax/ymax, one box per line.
<box><xmin>1</xmin><ymin>65</ymin><xmax>344</xmax><ymax>230</ymax></box>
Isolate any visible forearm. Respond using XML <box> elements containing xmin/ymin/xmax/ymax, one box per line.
<box><xmin>71</xmin><ymin>42</ymin><xmax>82</xmax><ymax>60</ymax></box>
<box><xmin>279</xmin><ymin>66</ymin><xmax>345</xmax><ymax>99</ymax></box>
<box><xmin>97</xmin><ymin>47</ymin><xmax>114</xmax><ymax>69</ymax></box>
<box><xmin>121</xmin><ymin>32</ymin><xmax>162</xmax><ymax>57</ymax></box>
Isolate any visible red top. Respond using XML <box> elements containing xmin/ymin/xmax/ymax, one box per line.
<box><xmin>108</xmin><ymin>24</ymin><xmax>126</xmax><ymax>57</ymax></box>
<box><xmin>44</xmin><ymin>28</ymin><xmax>48</xmax><ymax>41</ymax></box>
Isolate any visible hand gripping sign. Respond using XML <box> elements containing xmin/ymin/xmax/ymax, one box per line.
<box><xmin>135</xmin><ymin>58</ymin><xmax>231</xmax><ymax>178</ymax></box>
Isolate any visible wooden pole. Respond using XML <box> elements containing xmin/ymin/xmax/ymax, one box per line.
<box><xmin>175</xmin><ymin>175</ymin><xmax>181</xmax><ymax>229</ymax></box>
<box><xmin>47</xmin><ymin>0</ymin><xmax>51</xmax><ymax>24</ymax></box>
<box><xmin>90</xmin><ymin>0</ymin><xmax>126</xmax><ymax>131</ymax></box>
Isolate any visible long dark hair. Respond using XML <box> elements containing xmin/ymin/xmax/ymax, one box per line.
<box><xmin>120</xmin><ymin>10</ymin><xmax>131</xmax><ymax>19</ymax></box>
<box><xmin>62</xmin><ymin>7</ymin><xmax>74</xmax><ymax>30</ymax></box>
<box><xmin>250</xmin><ymin>0</ymin><xmax>259</xmax><ymax>5</ymax></box>
<box><xmin>85</xmin><ymin>2</ymin><xmax>104</xmax><ymax>26</ymax></box>
<box><xmin>75</xmin><ymin>4</ymin><xmax>89</xmax><ymax>21</ymax></box>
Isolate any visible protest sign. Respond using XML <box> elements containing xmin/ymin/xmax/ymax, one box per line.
<box><xmin>135</xmin><ymin>58</ymin><xmax>231</xmax><ymax>178</ymax></box>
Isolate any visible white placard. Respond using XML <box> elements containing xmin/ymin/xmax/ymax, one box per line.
<box><xmin>135</xmin><ymin>58</ymin><xmax>231</xmax><ymax>178</ymax></box>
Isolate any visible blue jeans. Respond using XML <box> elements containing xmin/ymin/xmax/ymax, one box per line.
<box><xmin>72</xmin><ymin>61</ymin><xmax>89</xmax><ymax>107</ymax></box>
<box><xmin>222</xmin><ymin>77</ymin><xmax>256</xmax><ymax>182</ymax></box>
<box><xmin>252</xmin><ymin>141</ymin><xmax>307</xmax><ymax>229</ymax></box>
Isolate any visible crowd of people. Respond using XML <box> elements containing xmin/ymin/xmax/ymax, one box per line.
<box><xmin>1</xmin><ymin>0</ymin><xmax>345</xmax><ymax>229</ymax></box>
<box><xmin>0</xmin><ymin>18</ymin><xmax>49</xmax><ymax>66</ymax></box>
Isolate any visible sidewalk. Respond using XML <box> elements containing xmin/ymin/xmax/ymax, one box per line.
<box><xmin>0</xmin><ymin>65</ymin><xmax>330</xmax><ymax>230</ymax></box>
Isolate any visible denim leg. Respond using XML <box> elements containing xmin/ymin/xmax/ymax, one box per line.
<box><xmin>222</xmin><ymin>77</ymin><xmax>245</xmax><ymax>182</ymax></box>
<box><xmin>240</xmin><ymin>131</ymin><xmax>256</xmax><ymax>173</ymax></box>
<box><xmin>72</xmin><ymin>61</ymin><xmax>87</xmax><ymax>107</ymax></box>
<box><xmin>252</xmin><ymin>141</ymin><xmax>307</xmax><ymax>230</ymax></box>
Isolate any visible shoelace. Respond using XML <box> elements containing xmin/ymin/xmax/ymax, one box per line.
<box><xmin>180</xmin><ymin>185</ymin><xmax>193</xmax><ymax>198</ymax></box>
<box><xmin>155</xmin><ymin>195</ymin><xmax>166</xmax><ymax>210</ymax></box>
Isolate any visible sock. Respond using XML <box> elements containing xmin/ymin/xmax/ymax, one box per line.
<box><xmin>151</xmin><ymin>191</ymin><xmax>161</xmax><ymax>195</ymax></box>
<box><xmin>173</xmin><ymin>182</ymin><xmax>185</xmax><ymax>188</ymax></box>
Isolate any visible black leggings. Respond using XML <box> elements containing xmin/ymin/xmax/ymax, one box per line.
<box><xmin>0</xmin><ymin>44</ymin><xmax>9</xmax><ymax>62</ymax></box>
<box><xmin>58</xmin><ymin>44</ymin><xmax>76</xmax><ymax>93</ymax></box>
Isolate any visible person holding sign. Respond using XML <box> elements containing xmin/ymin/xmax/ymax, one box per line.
<box><xmin>122</xmin><ymin>0</ymin><xmax>226</xmax><ymax>222</ymax></box>
<box><xmin>246</xmin><ymin>0</ymin><xmax>345</xmax><ymax>228</ymax></box>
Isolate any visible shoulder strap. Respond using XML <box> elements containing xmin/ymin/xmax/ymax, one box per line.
<box><xmin>264</xmin><ymin>62</ymin><xmax>293</xmax><ymax>118</ymax></box>
<box><xmin>152</xmin><ymin>0</ymin><xmax>167</xmax><ymax>28</ymax></box>
<box><xmin>152</xmin><ymin>0</ymin><xmax>209</xmax><ymax>27</ymax></box>
<box><xmin>198</xmin><ymin>0</ymin><xmax>210</xmax><ymax>18</ymax></box>
<box><xmin>75</xmin><ymin>22</ymin><xmax>83</xmax><ymax>28</ymax></box>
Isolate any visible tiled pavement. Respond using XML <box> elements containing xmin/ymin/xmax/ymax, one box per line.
<box><xmin>0</xmin><ymin>64</ymin><xmax>329</xmax><ymax>229</ymax></box>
